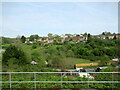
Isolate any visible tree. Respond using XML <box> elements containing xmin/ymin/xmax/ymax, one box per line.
<box><xmin>15</xmin><ymin>35</ymin><xmax>22</xmax><ymax>43</ymax></box>
<box><xmin>66</xmin><ymin>50</ymin><xmax>74</xmax><ymax>57</ymax></box>
<box><xmin>48</xmin><ymin>33</ymin><xmax>53</xmax><ymax>37</ymax></box>
<box><xmin>106</xmin><ymin>32</ymin><xmax>111</xmax><ymax>35</ymax></box>
<box><xmin>53</xmin><ymin>40</ymin><xmax>57</xmax><ymax>45</ymax></box>
<box><xmin>83</xmin><ymin>32</ymin><xmax>87</xmax><ymax>36</ymax></box>
<box><xmin>113</xmin><ymin>35</ymin><xmax>117</xmax><ymax>39</ymax></box>
<box><xmin>77</xmin><ymin>48</ymin><xmax>89</xmax><ymax>56</ymax></box>
<box><xmin>102</xmin><ymin>32</ymin><xmax>105</xmax><ymax>35</ymax></box>
<box><xmin>57</xmin><ymin>38</ymin><xmax>62</xmax><ymax>43</ymax></box>
<box><xmin>102</xmin><ymin>32</ymin><xmax>111</xmax><ymax>35</ymax></box>
<box><xmin>32</xmin><ymin>44</ymin><xmax>37</xmax><ymax>49</ymax></box>
<box><xmin>29</xmin><ymin>35</ymin><xmax>39</xmax><ymax>41</ymax></box>
<box><xmin>31</xmin><ymin>50</ymin><xmax>46</xmax><ymax>67</ymax></box>
<box><xmin>2</xmin><ymin>45</ymin><xmax>27</xmax><ymax>65</ymax></box>
<box><xmin>65</xmin><ymin>34</ymin><xmax>72</xmax><ymax>38</ymax></box>
<box><xmin>106</xmin><ymin>48</ymin><xmax>116</xmax><ymax>57</ymax></box>
<box><xmin>100</xmin><ymin>56</ymin><xmax>110</xmax><ymax>65</ymax></box>
<box><xmin>51</xmin><ymin>56</ymin><xmax>66</xmax><ymax>68</ymax></box>
<box><xmin>21</xmin><ymin>35</ymin><xmax>26</xmax><ymax>43</ymax></box>
<box><xmin>88</xmin><ymin>33</ymin><xmax>91</xmax><ymax>38</ymax></box>
<box><xmin>92</xmin><ymin>48</ymin><xmax>100</xmax><ymax>56</ymax></box>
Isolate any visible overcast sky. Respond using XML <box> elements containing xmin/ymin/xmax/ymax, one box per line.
<box><xmin>1</xmin><ymin>2</ymin><xmax>118</xmax><ymax>37</ymax></box>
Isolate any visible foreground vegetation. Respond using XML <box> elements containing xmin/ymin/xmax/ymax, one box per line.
<box><xmin>1</xmin><ymin>32</ymin><xmax>120</xmax><ymax>89</ymax></box>
<box><xmin>2</xmin><ymin>67</ymin><xmax>120</xmax><ymax>89</ymax></box>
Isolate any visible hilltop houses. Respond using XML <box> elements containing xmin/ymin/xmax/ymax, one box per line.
<box><xmin>25</xmin><ymin>33</ymin><xmax>120</xmax><ymax>44</ymax></box>
<box><xmin>91</xmin><ymin>34</ymin><xmax>120</xmax><ymax>39</ymax></box>
<box><xmin>73</xmin><ymin>35</ymin><xmax>87</xmax><ymax>42</ymax></box>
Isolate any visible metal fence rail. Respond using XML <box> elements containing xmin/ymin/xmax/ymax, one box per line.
<box><xmin>1</xmin><ymin>72</ymin><xmax>120</xmax><ymax>74</ymax></box>
<box><xmin>0</xmin><ymin>72</ymin><xmax>120</xmax><ymax>89</ymax></box>
<box><xmin>1</xmin><ymin>81</ymin><xmax>120</xmax><ymax>83</ymax></box>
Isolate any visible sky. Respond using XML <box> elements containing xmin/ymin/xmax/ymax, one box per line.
<box><xmin>1</xmin><ymin>2</ymin><xmax>118</xmax><ymax>38</ymax></box>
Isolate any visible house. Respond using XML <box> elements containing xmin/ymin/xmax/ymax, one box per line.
<box><xmin>61</xmin><ymin>34</ymin><xmax>68</xmax><ymax>38</ymax></box>
<box><xmin>48</xmin><ymin>38</ymin><xmax>54</xmax><ymax>43</ymax></box>
<box><xmin>64</xmin><ymin>37</ymin><xmax>70</xmax><ymax>41</ymax></box>
<box><xmin>41</xmin><ymin>38</ymin><xmax>48</xmax><ymax>42</ymax></box>
<box><xmin>92</xmin><ymin>34</ymin><xmax>116</xmax><ymax>39</ymax></box>
<box><xmin>73</xmin><ymin>35</ymin><xmax>86</xmax><ymax>42</ymax></box>
<box><xmin>115</xmin><ymin>34</ymin><xmax>120</xmax><ymax>39</ymax></box>
<box><xmin>92</xmin><ymin>34</ymin><xmax>106</xmax><ymax>39</ymax></box>
<box><xmin>61</xmin><ymin>37</ymin><xmax>65</xmax><ymax>42</ymax></box>
<box><xmin>105</xmin><ymin>34</ymin><xmax>115</xmax><ymax>39</ymax></box>
<box><xmin>37</xmin><ymin>38</ymin><xmax>42</xmax><ymax>42</ymax></box>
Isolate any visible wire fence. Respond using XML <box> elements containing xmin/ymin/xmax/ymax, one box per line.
<box><xmin>0</xmin><ymin>72</ymin><xmax>120</xmax><ymax>89</ymax></box>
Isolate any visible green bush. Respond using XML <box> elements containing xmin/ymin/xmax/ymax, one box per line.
<box><xmin>2</xmin><ymin>45</ymin><xmax>27</xmax><ymax>65</ymax></box>
<box><xmin>32</xmin><ymin>44</ymin><xmax>37</xmax><ymax>49</ymax></box>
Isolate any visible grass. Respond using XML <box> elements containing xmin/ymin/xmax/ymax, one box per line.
<box><xmin>63</xmin><ymin>57</ymin><xmax>97</xmax><ymax>66</ymax></box>
<box><xmin>62</xmin><ymin>57</ymin><xmax>115</xmax><ymax>69</ymax></box>
<box><xmin>2</xmin><ymin>44</ymin><xmax>10</xmax><ymax>49</ymax></box>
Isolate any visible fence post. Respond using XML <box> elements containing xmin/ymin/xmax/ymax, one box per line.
<box><xmin>0</xmin><ymin>73</ymin><xmax>2</xmax><ymax>90</ymax></box>
<box><xmin>87</xmin><ymin>72</ymin><xmax>89</xmax><ymax>88</ymax></box>
<box><xmin>34</xmin><ymin>72</ymin><xmax>36</xmax><ymax>89</ymax></box>
<box><xmin>9</xmin><ymin>73</ymin><xmax>11</xmax><ymax>89</ymax></box>
<box><xmin>112</xmin><ymin>72</ymin><xmax>113</xmax><ymax>89</ymax></box>
<box><xmin>61</xmin><ymin>72</ymin><xmax>62</xmax><ymax>88</ymax></box>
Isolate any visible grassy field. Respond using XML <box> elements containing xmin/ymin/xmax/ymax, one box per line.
<box><xmin>62</xmin><ymin>57</ymin><xmax>98</xmax><ymax>67</ymax></box>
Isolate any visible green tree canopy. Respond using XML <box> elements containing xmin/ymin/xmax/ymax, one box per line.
<box><xmin>48</xmin><ymin>33</ymin><xmax>53</xmax><ymax>37</ymax></box>
<box><xmin>21</xmin><ymin>35</ymin><xmax>26</xmax><ymax>43</ymax></box>
<box><xmin>2</xmin><ymin>45</ymin><xmax>27</xmax><ymax>65</ymax></box>
<box><xmin>29</xmin><ymin>35</ymin><xmax>39</xmax><ymax>41</ymax></box>
<box><xmin>102</xmin><ymin>32</ymin><xmax>111</xmax><ymax>35</ymax></box>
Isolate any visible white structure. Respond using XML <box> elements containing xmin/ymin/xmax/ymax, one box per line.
<box><xmin>31</xmin><ymin>61</ymin><xmax>37</xmax><ymax>65</ymax></box>
<box><xmin>25</xmin><ymin>41</ymin><xmax>33</xmax><ymax>43</ymax></box>
<box><xmin>99</xmin><ymin>66</ymin><xmax>108</xmax><ymax>69</ymax></box>
<box><xmin>78</xmin><ymin>73</ymin><xmax>94</xmax><ymax>79</ymax></box>
<box><xmin>112</xmin><ymin>58</ymin><xmax>119</xmax><ymax>62</ymax></box>
<box><xmin>76</xmin><ymin>67</ymin><xmax>83</xmax><ymax>71</ymax></box>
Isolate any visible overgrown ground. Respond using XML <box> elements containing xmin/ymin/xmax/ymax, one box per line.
<box><xmin>1</xmin><ymin>37</ymin><xmax>120</xmax><ymax>89</ymax></box>
<box><xmin>2</xmin><ymin>70</ymin><xmax>120</xmax><ymax>89</ymax></box>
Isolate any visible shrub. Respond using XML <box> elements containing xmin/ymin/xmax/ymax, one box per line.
<box><xmin>32</xmin><ymin>45</ymin><xmax>37</xmax><ymax>49</ymax></box>
<box><xmin>2</xmin><ymin>45</ymin><xmax>27</xmax><ymax>65</ymax></box>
